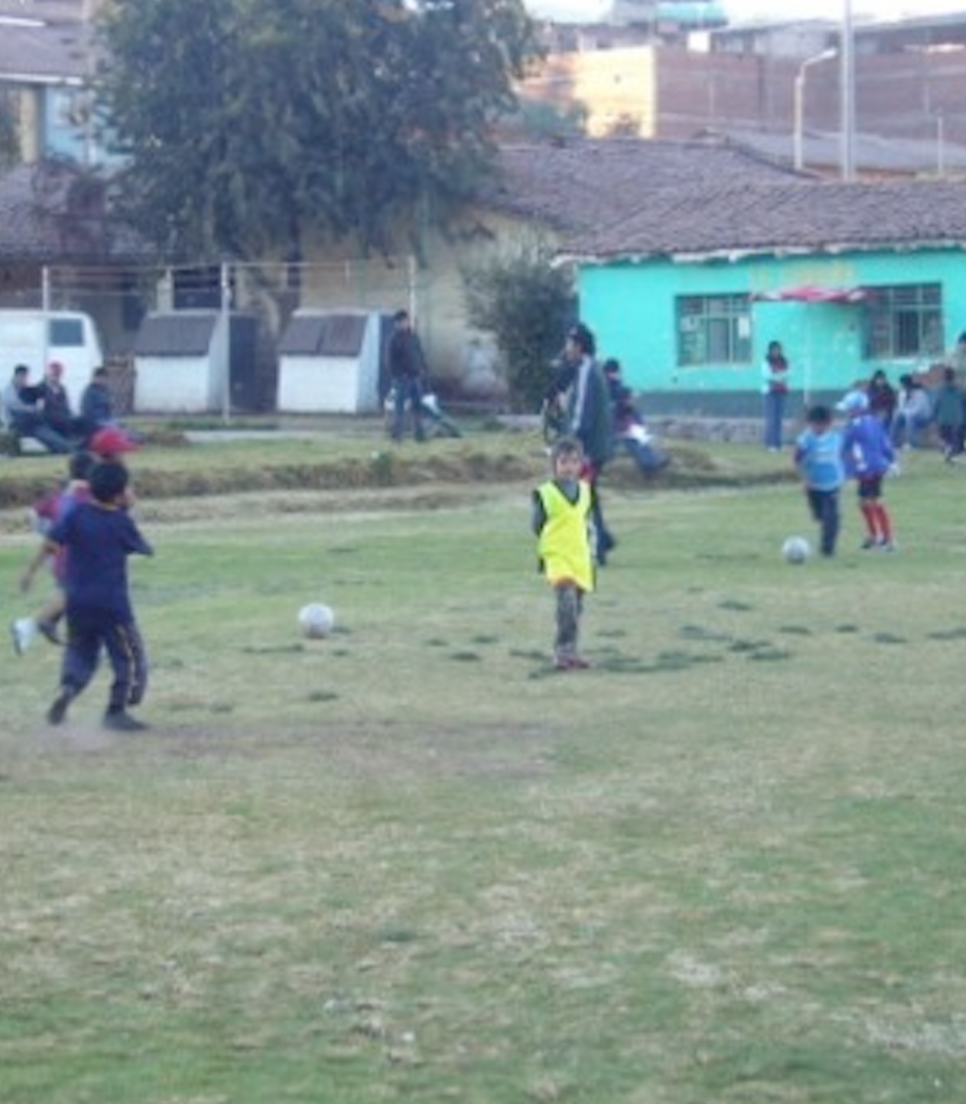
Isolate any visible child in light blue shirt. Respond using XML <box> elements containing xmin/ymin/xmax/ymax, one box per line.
<box><xmin>794</xmin><ymin>404</ymin><xmax>844</xmax><ymax>556</ymax></box>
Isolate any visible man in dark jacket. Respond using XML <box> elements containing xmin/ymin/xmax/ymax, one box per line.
<box><xmin>386</xmin><ymin>310</ymin><xmax>427</xmax><ymax>443</ymax></box>
<box><xmin>564</xmin><ymin>323</ymin><xmax>615</xmax><ymax>564</ymax></box>
<box><xmin>79</xmin><ymin>366</ymin><xmax>117</xmax><ymax>441</ymax></box>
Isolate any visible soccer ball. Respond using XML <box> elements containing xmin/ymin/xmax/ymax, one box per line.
<box><xmin>781</xmin><ymin>536</ymin><xmax>811</xmax><ymax>564</ymax></box>
<box><xmin>298</xmin><ymin>602</ymin><xmax>335</xmax><ymax>639</ymax></box>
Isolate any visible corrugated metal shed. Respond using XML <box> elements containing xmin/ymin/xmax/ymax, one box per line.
<box><xmin>278</xmin><ymin>313</ymin><xmax>367</xmax><ymax>358</ymax></box>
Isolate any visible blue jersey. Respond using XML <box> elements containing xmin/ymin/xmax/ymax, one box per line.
<box><xmin>794</xmin><ymin>426</ymin><xmax>844</xmax><ymax>491</ymax></box>
<box><xmin>842</xmin><ymin>413</ymin><xmax>895</xmax><ymax>479</ymax></box>
<box><xmin>48</xmin><ymin>500</ymin><xmax>153</xmax><ymax>620</ymax></box>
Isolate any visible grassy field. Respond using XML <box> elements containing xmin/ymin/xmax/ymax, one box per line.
<box><xmin>1</xmin><ymin>434</ymin><xmax>965</xmax><ymax>1103</ymax></box>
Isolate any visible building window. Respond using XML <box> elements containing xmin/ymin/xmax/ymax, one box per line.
<box><xmin>676</xmin><ymin>294</ymin><xmax>752</xmax><ymax>367</ymax></box>
<box><xmin>864</xmin><ymin>284</ymin><xmax>943</xmax><ymax>360</ymax></box>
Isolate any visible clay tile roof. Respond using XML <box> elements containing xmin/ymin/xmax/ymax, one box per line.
<box><xmin>484</xmin><ymin>137</ymin><xmax>805</xmax><ymax>233</ymax></box>
<box><xmin>0</xmin><ymin>161</ymin><xmax>149</xmax><ymax>262</ymax></box>
<box><xmin>558</xmin><ymin>179</ymin><xmax>966</xmax><ymax>262</ymax></box>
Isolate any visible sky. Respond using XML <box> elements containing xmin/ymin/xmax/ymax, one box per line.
<box><xmin>526</xmin><ymin>1</ymin><xmax>966</xmax><ymax>22</ymax></box>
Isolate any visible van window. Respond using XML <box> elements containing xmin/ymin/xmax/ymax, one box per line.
<box><xmin>49</xmin><ymin>318</ymin><xmax>85</xmax><ymax>347</ymax></box>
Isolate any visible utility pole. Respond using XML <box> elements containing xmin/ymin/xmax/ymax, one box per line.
<box><xmin>840</xmin><ymin>0</ymin><xmax>856</xmax><ymax>181</ymax></box>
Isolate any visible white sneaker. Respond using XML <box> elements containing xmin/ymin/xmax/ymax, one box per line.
<box><xmin>10</xmin><ymin>618</ymin><xmax>36</xmax><ymax>656</ymax></box>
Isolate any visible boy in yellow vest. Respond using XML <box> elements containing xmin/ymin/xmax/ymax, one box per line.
<box><xmin>532</xmin><ymin>436</ymin><xmax>595</xmax><ymax>670</ymax></box>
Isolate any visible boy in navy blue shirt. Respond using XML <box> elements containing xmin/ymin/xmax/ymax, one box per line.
<box><xmin>45</xmin><ymin>461</ymin><xmax>154</xmax><ymax>731</ymax></box>
<box><xmin>793</xmin><ymin>404</ymin><xmax>844</xmax><ymax>556</ymax></box>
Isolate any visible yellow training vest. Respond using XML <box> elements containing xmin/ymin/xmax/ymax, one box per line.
<box><xmin>537</xmin><ymin>480</ymin><xmax>594</xmax><ymax>592</ymax></box>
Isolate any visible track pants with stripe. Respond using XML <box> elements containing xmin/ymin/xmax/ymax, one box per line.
<box><xmin>62</xmin><ymin>609</ymin><xmax>148</xmax><ymax>714</ymax></box>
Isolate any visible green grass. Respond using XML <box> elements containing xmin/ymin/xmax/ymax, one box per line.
<box><xmin>1</xmin><ymin>440</ymin><xmax>966</xmax><ymax>1103</ymax></box>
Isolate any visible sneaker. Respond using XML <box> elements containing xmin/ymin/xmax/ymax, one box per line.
<box><xmin>554</xmin><ymin>656</ymin><xmax>591</xmax><ymax>671</ymax></box>
<box><xmin>103</xmin><ymin>710</ymin><xmax>149</xmax><ymax>732</ymax></box>
<box><xmin>877</xmin><ymin>540</ymin><xmax>897</xmax><ymax>553</ymax></box>
<box><xmin>10</xmin><ymin>618</ymin><xmax>34</xmax><ymax>656</ymax></box>
<box><xmin>47</xmin><ymin>687</ymin><xmax>74</xmax><ymax>726</ymax></box>
<box><xmin>860</xmin><ymin>537</ymin><xmax>879</xmax><ymax>550</ymax></box>
<box><xmin>37</xmin><ymin>619</ymin><xmax>63</xmax><ymax>646</ymax></box>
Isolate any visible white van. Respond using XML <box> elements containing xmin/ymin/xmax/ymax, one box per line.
<box><xmin>0</xmin><ymin>309</ymin><xmax>104</xmax><ymax>414</ymax></box>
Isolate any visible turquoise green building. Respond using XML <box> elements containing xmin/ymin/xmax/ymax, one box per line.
<box><xmin>563</xmin><ymin>180</ymin><xmax>966</xmax><ymax>415</ymax></box>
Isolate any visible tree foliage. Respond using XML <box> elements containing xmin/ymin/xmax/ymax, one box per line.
<box><xmin>95</xmin><ymin>0</ymin><xmax>538</xmax><ymax>261</ymax></box>
<box><xmin>463</xmin><ymin>242</ymin><xmax>573</xmax><ymax>412</ymax></box>
<box><xmin>0</xmin><ymin>91</ymin><xmax>20</xmax><ymax>169</ymax></box>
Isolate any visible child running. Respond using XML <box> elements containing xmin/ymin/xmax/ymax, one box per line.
<box><xmin>11</xmin><ymin>450</ymin><xmax>96</xmax><ymax>654</ymax></box>
<box><xmin>793</xmin><ymin>404</ymin><xmax>844</xmax><ymax>557</ymax></box>
<box><xmin>837</xmin><ymin>389</ymin><xmax>898</xmax><ymax>552</ymax></box>
<box><xmin>532</xmin><ymin>436</ymin><xmax>595</xmax><ymax>670</ymax></box>
<box><xmin>45</xmin><ymin>460</ymin><xmax>154</xmax><ymax>731</ymax></box>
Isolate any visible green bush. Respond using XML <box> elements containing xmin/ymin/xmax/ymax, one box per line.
<box><xmin>463</xmin><ymin>242</ymin><xmax>573</xmax><ymax>411</ymax></box>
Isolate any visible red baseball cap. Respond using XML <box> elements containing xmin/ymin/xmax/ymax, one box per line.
<box><xmin>90</xmin><ymin>426</ymin><xmax>139</xmax><ymax>457</ymax></box>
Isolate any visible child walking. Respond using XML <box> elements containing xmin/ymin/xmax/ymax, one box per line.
<box><xmin>793</xmin><ymin>404</ymin><xmax>844</xmax><ymax>557</ymax></box>
<box><xmin>45</xmin><ymin>461</ymin><xmax>154</xmax><ymax>731</ymax></box>
<box><xmin>838</xmin><ymin>389</ymin><xmax>898</xmax><ymax>552</ymax></box>
<box><xmin>532</xmin><ymin>436</ymin><xmax>595</xmax><ymax>670</ymax></box>
<box><xmin>933</xmin><ymin>366</ymin><xmax>965</xmax><ymax>462</ymax></box>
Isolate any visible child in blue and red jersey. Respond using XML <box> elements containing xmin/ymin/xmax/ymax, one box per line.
<box><xmin>11</xmin><ymin>450</ymin><xmax>96</xmax><ymax>654</ymax></box>
<box><xmin>837</xmin><ymin>389</ymin><xmax>898</xmax><ymax>552</ymax></box>
<box><xmin>793</xmin><ymin>404</ymin><xmax>844</xmax><ymax>557</ymax></box>
<box><xmin>44</xmin><ymin>461</ymin><xmax>154</xmax><ymax>731</ymax></box>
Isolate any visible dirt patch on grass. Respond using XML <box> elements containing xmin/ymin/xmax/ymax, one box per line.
<box><xmin>0</xmin><ymin>439</ymin><xmax>792</xmax><ymax>531</ymax></box>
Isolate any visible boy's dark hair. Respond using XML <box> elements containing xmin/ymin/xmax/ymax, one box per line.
<box><xmin>393</xmin><ymin>309</ymin><xmax>409</xmax><ymax>325</ymax></box>
<box><xmin>69</xmin><ymin>450</ymin><xmax>96</xmax><ymax>482</ymax></box>
<box><xmin>550</xmin><ymin>435</ymin><xmax>584</xmax><ymax>465</ymax></box>
<box><xmin>807</xmin><ymin>404</ymin><xmax>832</xmax><ymax>425</ymax></box>
<box><xmin>567</xmin><ymin>322</ymin><xmax>596</xmax><ymax>358</ymax></box>
<box><xmin>90</xmin><ymin>460</ymin><xmax>129</xmax><ymax>504</ymax></box>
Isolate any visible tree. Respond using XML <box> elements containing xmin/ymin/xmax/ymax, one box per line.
<box><xmin>463</xmin><ymin>242</ymin><xmax>573</xmax><ymax>412</ymax></box>
<box><xmin>94</xmin><ymin>0</ymin><xmax>539</xmax><ymax>261</ymax></box>
<box><xmin>0</xmin><ymin>91</ymin><xmax>20</xmax><ymax>169</ymax></box>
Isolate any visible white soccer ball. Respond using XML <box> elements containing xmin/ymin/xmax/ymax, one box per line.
<box><xmin>298</xmin><ymin>602</ymin><xmax>335</xmax><ymax>639</ymax></box>
<box><xmin>781</xmin><ymin>536</ymin><xmax>811</xmax><ymax>564</ymax></box>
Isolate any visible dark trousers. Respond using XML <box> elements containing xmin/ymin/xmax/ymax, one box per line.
<box><xmin>62</xmin><ymin>610</ymin><xmax>148</xmax><ymax>713</ymax></box>
<box><xmin>807</xmin><ymin>487</ymin><xmax>840</xmax><ymax>557</ymax></box>
<box><xmin>11</xmin><ymin>413</ymin><xmax>72</xmax><ymax>454</ymax></box>
<box><xmin>580</xmin><ymin>458</ymin><xmax>614</xmax><ymax>562</ymax></box>
<box><xmin>391</xmin><ymin>377</ymin><xmax>424</xmax><ymax>441</ymax></box>
<box><xmin>763</xmin><ymin>391</ymin><xmax>785</xmax><ymax>449</ymax></box>
<box><xmin>554</xmin><ymin>583</ymin><xmax>583</xmax><ymax>661</ymax></box>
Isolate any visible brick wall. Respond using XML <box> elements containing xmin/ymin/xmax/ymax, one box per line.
<box><xmin>521</xmin><ymin>45</ymin><xmax>966</xmax><ymax>148</ymax></box>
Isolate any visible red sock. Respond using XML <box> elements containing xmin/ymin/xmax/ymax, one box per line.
<box><xmin>874</xmin><ymin>503</ymin><xmax>893</xmax><ymax>543</ymax></box>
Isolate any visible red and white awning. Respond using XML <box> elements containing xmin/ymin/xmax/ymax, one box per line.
<box><xmin>752</xmin><ymin>285</ymin><xmax>870</xmax><ymax>304</ymax></box>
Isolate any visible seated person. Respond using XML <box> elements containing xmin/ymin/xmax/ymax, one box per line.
<box><xmin>892</xmin><ymin>374</ymin><xmax>933</xmax><ymax>449</ymax></box>
<box><xmin>78</xmin><ymin>365</ymin><xmax>117</xmax><ymax>440</ymax></box>
<box><xmin>39</xmin><ymin>361</ymin><xmax>79</xmax><ymax>440</ymax></box>
<box><xmin>1</xmin><ymin>365</ymin><xmax>72</xmax><ymax>454</ymax></box>
<box><xmin>603</xmin><ymin>359</ymin><xmax>669</xmax><ymax>475</ymax></box>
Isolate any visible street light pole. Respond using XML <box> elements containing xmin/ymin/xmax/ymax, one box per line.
<box><xmin>840</xmin><ymin>0</ymin><xmax>856</xmax><ymax>180</ymax></box>
<box><xmin>793</xmin><ymin>48</ymin><xmax>837</xmax><ymax>172</ymax></box>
